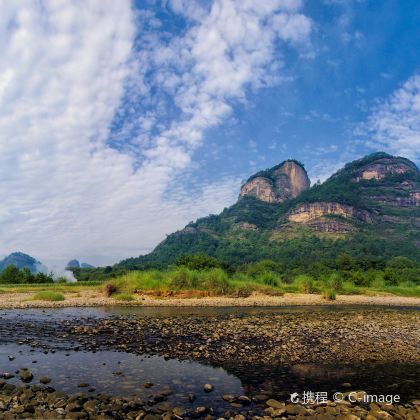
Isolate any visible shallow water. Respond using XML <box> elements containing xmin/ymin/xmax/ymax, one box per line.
<box><xmin>1</xmin><ymin>306</ymin><xmax>419</xmax><ymax>405</ymax></box>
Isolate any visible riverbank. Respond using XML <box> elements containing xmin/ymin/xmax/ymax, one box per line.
<box><xmin>0</xmin><ymin>289</ymin><xmax>419</xmax><ymax>308</ymax></box>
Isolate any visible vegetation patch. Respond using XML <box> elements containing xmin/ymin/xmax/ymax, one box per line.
<box><xmin>33</xmin><ymin>291</ymin><xmax>65</xmax><ymax>301</ymax></box>
<box><xmin>113</xmin><ymin>293</ymin><xmax>135</xmax><ymax>301</ymax></box>
<box><xmin>322</xmin><ymin>288</ymin><xmax>337</xmax><ymax>300</ymax></box>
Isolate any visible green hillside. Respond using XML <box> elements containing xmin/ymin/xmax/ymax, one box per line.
<box><xmin>117</xmin><ymin>152</ymin><xmax>420</xmax><ymax>271</ymax></box>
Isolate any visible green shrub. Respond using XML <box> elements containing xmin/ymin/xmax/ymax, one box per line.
<box><xmin>256</xmin><ymin>271</ymin><xmax>279</xmax><ymax>287</ymax></box>
<box><xmin>113</xmin><ymin>293</ymin><xmax>135</xmax><ymax>301</ymax></box>
<box><xmin>383</xmin><ymin>268</ymin><xmax>400</xmax><ymax>286</ymax></box>
<box><xmin>246</xmin><ymin>260</ymin><xmax>283</xmax><ymax>277</ymax></box>
<box><xmin>322</xmin><ymin>288</ymin><xmax>336</xmax><ymax>300</ymax></box>
<box><xmin>169</xmin><ymin>267</ymin><xmax>199</xmax><ymax>289</ymax></box>
<box><xmin>387</xmin><ymin>256</ymin><xmax>416</xmax><ymax>269</ymax></box>
<box><xmin>200</xmin><ymin>268</ymin><xmax>231</xmax><ymax>295</ymax></box>
<box><xmin>294</xmin><ymin>274</ymin><xmax>316</xmax><ymax>293</ymax></box>
<box><xmin>33</xmin><ymin>291</ymin><xmax>65</xmax><ymax>301</ymax></box>
<box><xmin>325</xmin><ymin>272</ymin><xmax>343</xmax><ymax>291</ymax></box>
<box><xmin>175</xmin><ymin>253</ymin><xmax>232</xmax><ymax>272</ymax></box>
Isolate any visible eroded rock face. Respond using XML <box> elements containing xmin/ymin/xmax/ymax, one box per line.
<box><xmin>354</xmin><ymin>157</ymin><xmax>417</xmax><ymax>182</ymax></box>
<box><xmin>370</xmin><ymin>191</ymin><xmax>420</xmax><ymax>208</ymax></box>
<box><xmin>288</xmin><ymin>202</ymin><xmax>373</xmax><ymax>225</ymax></box>
<box><xmin>240</xmin><ymin>161</ymin><xmax>310</xmax><ymax>203</ymax></box>
<box><xmin>239</xmin><ymin>177</ymin><xmax>277</xmax><ymax>203</ymax></box>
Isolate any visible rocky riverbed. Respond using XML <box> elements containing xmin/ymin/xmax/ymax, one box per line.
<box><xmin>1</xmin><ymin>382</ymin><xmax>419</xmax><ymax>419</ymax></box>
<box><xmin>1</xmin><ymin>307</ymin><xmax>419</xmax><ymax>419</ymax></box>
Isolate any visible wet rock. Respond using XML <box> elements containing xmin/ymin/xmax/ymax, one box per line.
<box><xmin>265</xmin><ymin>399</ymin><xmax>284</xmax><ymax>409</ymax></box>
<box><xmin>19</xmin><ymin>368</ymin><xmax>33</xmax><ymax>383</ymax></box>
<box><xmin>238</xmin><ymin>396</ymin><xmax>251</xmax><ymax>405</ymax></box>
<box><xmin>40</xmin><ymin>376</ymin><xmax>51</xmax><ymax>384</ymax></box>
<box><xmin>66</xmin><ymin>401</ymin><xmax>83</xmax><ymax>412</ymax></box>
<box><xmin>203</xmin><ymin>384</ymin><xmax>214</xmax><ymax>393</ymax></box>
<box><xmin>83</xmin><ymin>399</ymin><xmax>98</xmax><ymax>413</ymax></box>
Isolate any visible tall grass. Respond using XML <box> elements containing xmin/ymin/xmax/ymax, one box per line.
<box><xmin>33</xmin><ymin>291</ymin><xmax>65</xmax><ymax>301</ymax></box>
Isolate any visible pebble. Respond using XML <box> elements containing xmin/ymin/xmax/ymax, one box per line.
<box><xmin>203</xmin><ymin>383</ymin><xmax>214</xmax><ymax>392</ymax></box>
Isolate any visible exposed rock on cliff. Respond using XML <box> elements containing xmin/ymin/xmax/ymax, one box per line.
<box><xmin>353</xmin><ymin>156</ymin><xmax>417</xmax><ymax>182</ymax></box>
<box><xmin>240</xmin><ymin>160</ymin><xmax>310</xmax><ymax>203</ymax></box>
<box><xmin>288</xmin><ymin>202</ymin><xmax>373</xmax><ymax>224</ymax></box>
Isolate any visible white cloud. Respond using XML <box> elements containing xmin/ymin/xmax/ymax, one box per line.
<box><xmin>361</xmin><ymin>73</ymin><xmax>420</xmax><ymax>160</ymax></box>
<box><xmin>0</xmin><ymin>0</ymin><xmax>312</xmax><ymax>265</ymax></box>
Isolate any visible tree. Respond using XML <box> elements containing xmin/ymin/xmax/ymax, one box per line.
<box><xmin>0</xmin><ymin>265</ymin><xmax>22</xmax><ymax>283</ymax></box>
<box><xmin>387</xmin><ymin>256</ymin><xmax>416</xmax><ymax>269</ymax></box>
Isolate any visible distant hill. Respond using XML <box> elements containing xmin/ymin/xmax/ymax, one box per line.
<box><xmin>66</xmin><ymin>259</ymin><xmax>95</xmax><ymax>269</ymax></box>
<box><xmin>0</xmin><ymin>252</ymin><xmax>46</xmax><ymax>273</ymax></box>
<box><xmin>117</xmin><ymin>152</ymin><xmax>420</xmax><ymax>270</ymax></box>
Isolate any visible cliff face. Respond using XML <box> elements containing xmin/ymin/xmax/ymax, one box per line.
<box><xmin>288</xmin><ymin>202</ymin><xmax>373</xmax><ymax>224</ymax></box>
<box><xmin>353</xmin><ymin>156</ymin><xmax>417</xmax><ymax>182</ymax></box>
<box><xmin>239</xmin><ymin>160</ymin><xmax>310</xmax><ymax>203</ymax></box>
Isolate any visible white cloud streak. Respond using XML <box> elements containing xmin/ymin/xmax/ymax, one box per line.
<box><xmin>361</xmin><ymin>73</ymin><xmax>420</xmax><ymax>160</ymax></box>
<box><xmin>0</xmin><ymin>0</ymin><xmax>312</xmax><ymax>265</ymax></box>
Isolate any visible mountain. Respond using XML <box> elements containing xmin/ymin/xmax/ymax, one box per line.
<box><xmin>0</xmin><ymin>252</ymin><xmax>46</xmax><ymax>273</ymax></box>
<box><xmin>118</xmin><ymin>153</ymin><xmax>420</xmax><ymax>270</ymax></box>
<box><xmin>66</xmin><ymin>260</ymin><xmax>95</xmax><ymax>269</ymax></box>
<box><xmin>81</xmin><ymin>262</ymin><xmax>95</xmax><ymax>268</ymax></box>
<box><xmin>67</xmin><ymin>259</ymin><xmax>80</xmax><ymax>268</ymax></box>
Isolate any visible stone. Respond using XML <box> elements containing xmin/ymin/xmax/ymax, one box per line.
<box><xmin>265</xmin><ymin>399</ymin><xmax>284</xmax><ymax>409</ymax></box>
<box><xmin>83</xmin><ymin>400</ymin><xmax>98</xmax><ymax>413</ymax></box>
<box><xmin>19</xmin><ymin>369</ymin><xmax>33</xmax><ymax>383</ymax></box>
<box><xmin>238</xmin><ymin>396</ymin><xmax>251</xmax><ymax>405</ymax></box>
<box><xmin>203</xmin><ymin>384</ymin><xmax>214</xmax><ymax>393</ymax></box>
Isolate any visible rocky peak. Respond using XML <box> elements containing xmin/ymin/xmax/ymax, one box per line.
<box><xmin>334</xmin><ymin>152</ymin><xmax>419</xmax><ymax>182</ymax></box>
<box><xmin>240</xmin><ymin>160</ymin><xmax>310</xmax><ymax>203</ymax></box>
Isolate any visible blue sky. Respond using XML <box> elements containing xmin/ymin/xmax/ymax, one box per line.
<box><xmin>0</xmin><ymin>0</ymin><xmax>418</xmax><ymax>266</ymax></box>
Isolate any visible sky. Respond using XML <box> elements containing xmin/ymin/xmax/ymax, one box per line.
<box><xmin>0</xmin><ymin>0</ymin><xmax>419</xmax><ymax>267</ymax></box>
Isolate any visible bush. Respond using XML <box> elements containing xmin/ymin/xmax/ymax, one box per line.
<box><xmin>294</xmin><ymin>274</ymin><xmax>316</xmax><ymax>293</ymax></box>
<box><xmin>175</xmin><ymin>253</ymin><xmax>232</xmax><ymax>272</ymax></box>
<box><xmin>256</xmin><ymin>271</ymin><xmax>279</xmax><ymax>287</ymax></box>
<box><xmin>343</xmin><ymin>270</ymin><xmax>375</xmax><ymax>287</ymax></box>
<box><xmin>246</xmin><ymin>260</ymin><xmax>283</xmax><ymax>277</ymax></box>
<box><xmin>33</xmin><ymin>291</ymin><xmax>65</xmax><ymax>301</ymax></box>
<box><xmin>113</xmin><ymin>293</ymin><xmax>135</xmax><ymax>301</ymax></box>
<box><xmin>322</xmin><ymin>288</ymin><xmax>336</xmax><ymax>300</ymax></box>
<box><xmin>387</xmin><ymin>256</ymin><xmax>416</xmax><ymax>269</ymax></box>
<box><xmin>325</xmin><ymin>272</ymin><xmax>343</xmax><ymax>291</ymax></box>
<box><xmin>169</xmin><ymin>267</ymin><xmax>199</xmax><ymax>289</ymax></box>
<box><xmin>384</xmin><ymin>268</ymin><xmax>400</xmax><ymax>286</ymax></box>
<box><xmin>200</xmin><ymin>269</ymin><xmax>231</xmax><ymax>295</ymax></box>
<box><xmin>104</xmin><ymin>283</ymin><xmax>117</xmax><ymax>297</ymax></box>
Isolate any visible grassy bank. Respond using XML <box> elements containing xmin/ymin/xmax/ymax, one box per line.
<box><xmin>105</xmin><ymin>268</ymin><xmax>420</xmax><ymax>298</ymax></box>
<box><xmin>0</xmin><ymin>268</ymin><xmax>418</xmax><ymax>303</ymax></box>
